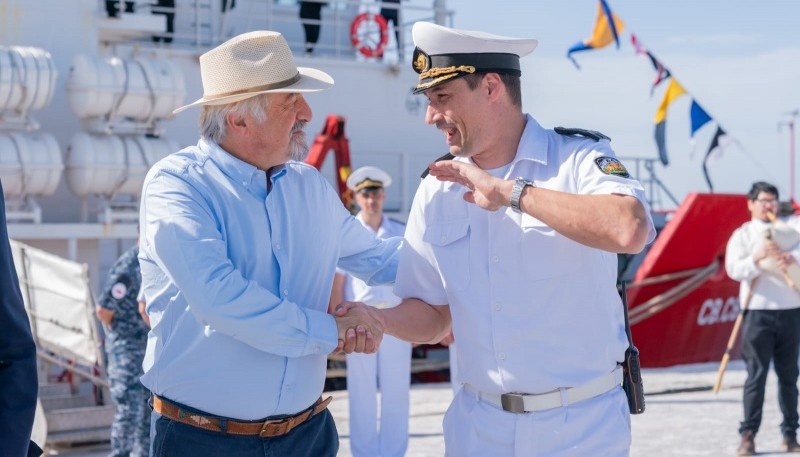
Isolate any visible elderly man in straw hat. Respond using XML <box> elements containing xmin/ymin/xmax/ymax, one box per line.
<box><xmin>138</xmin><ymin>31</ymin><xmax>397</xmax><ymax>456</ymax></box>
<box><xmin>337</xmin><ymin>22</ymin><xmax>655</xmax><ymax>456</ymax></box>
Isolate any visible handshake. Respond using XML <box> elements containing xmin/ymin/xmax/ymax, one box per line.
<box><xmin>333</xmin><ymin>301</ymin><xmax>386</xmax><ymax>354</ymax></box>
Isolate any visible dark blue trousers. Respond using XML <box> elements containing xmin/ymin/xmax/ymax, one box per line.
<box><xmin>740</xmin><ymin>307</ymin><xmax>800</xmax><ymax>436</ymax></box>
<box><xmin>0</xmin><ymin>179</ymin><xmax>40</xmax><ymax>457</ymax></box>
<box><xmin>150</xmin><ymin>400</ymin><xmax>338</xmax><ymax>457</ymax></box>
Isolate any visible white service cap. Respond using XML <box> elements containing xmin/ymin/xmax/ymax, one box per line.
<box><xmin>346</xmin><ymin>166</ymin><xmax>393</xmax><ymax>192</ymax></box>
<box><xmin>410</xmin><ymin>22</ymin><xmax>538</xmax><ymax>93</ymax></box>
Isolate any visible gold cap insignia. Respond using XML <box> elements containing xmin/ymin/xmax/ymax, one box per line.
<box><xmin>413</xmin><ymin>48</ymin><xmax>429</xmax><ymax>73</ymax></box>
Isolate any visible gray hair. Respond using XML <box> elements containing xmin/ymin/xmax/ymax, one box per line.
<box><xmin>199</xmin><ymin>94</ymin><xmax>271</xmax><ymax>144</ymax></box>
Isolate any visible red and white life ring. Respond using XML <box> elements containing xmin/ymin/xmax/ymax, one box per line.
<box><xmin>350</xmin><ymin>13</ymin><xmax>389</xmax><ymax>58</ymax></box>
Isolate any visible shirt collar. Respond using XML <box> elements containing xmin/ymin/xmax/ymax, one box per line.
<box><xmin>199</xmin><ymin>138</ymin><xmax>262</xmax><ymax>187</ymax></box>
<box><xmin>356</xmin><ymin>213</ymin><xmax>387</xmax><ymax>234</ymax></box>
<box><xmin>513</xmin><ymin>114</ymin><xmax>549</xmax><ymax>167</ymax></box>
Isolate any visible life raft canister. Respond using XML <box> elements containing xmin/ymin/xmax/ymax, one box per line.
<box><xmin>350</xmin><ymin>13</ymin><xmax>389</xmax><ymax>58</ymax></box>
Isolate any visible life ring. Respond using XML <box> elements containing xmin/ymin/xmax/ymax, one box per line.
<box><xmin>350</xmin><ymin>12</ymin><xmax>389</xmax><ymax>58</ymax></box>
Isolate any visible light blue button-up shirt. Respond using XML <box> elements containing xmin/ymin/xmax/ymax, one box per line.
<box><xmin>139</xmin><ymin>139</ymin><xmax>400</xmax><ymax>419</ymax></box>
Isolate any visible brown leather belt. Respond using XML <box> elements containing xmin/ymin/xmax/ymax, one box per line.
<box><xmin>152</xmin><ymin>395</ymin><xmax>332</xmax><ymax>437</ymax></box>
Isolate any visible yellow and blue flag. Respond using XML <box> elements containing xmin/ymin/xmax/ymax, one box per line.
<box><xmin>567</xmin><ymin>0</ymin><xmax>624</xmax><ymax>69</ymax></box>
<box><xmin>654</xmin><ymin>79</ymin><xmax>687</xmax><ymax>165</ymax></box>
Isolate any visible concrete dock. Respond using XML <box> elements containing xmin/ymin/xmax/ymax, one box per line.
<box><xmin>49</xmin><ymin>360</ymin><xmax>797</xmax><ymax>456</ymax></box>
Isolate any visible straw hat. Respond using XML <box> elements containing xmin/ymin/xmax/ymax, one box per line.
<box><xmin>174</xmin><ymin>31</ymin><xmax>334</xmax><ymax>114</ymax></box>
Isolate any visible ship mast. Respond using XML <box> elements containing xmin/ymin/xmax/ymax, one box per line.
<box><xmin>779</xmin><ymin>109</ymin><xmax>799</xmax><ymax>203</ymax></box>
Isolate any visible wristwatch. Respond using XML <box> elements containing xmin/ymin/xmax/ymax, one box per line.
<box><xmin>510</xmin><ymin>177</ymin><xmax>535</xmax><ymax>213</ymax></box>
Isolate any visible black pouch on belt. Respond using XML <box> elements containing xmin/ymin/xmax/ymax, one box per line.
<box><xmin>620</xmin><ymin>281</ymin><xmax>645</xmax><ymax>414</ymax></box>
<box><xmin>621</xmin><ymin>345</ymin><xmax>645</xmax><ymax>414</ymax></box>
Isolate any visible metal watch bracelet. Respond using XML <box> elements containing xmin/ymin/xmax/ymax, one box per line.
<box><xmin>510</xmin><ymin>177</ymin><xmax>534</xmax><ymax>213</ymax></box>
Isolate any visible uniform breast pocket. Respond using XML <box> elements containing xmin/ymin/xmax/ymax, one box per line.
<box><xmin>520</xmin><ymin>214</ymin><xmax>581</xmax><ymax>280</ymax></box>
<box><xmin>423</xmin><ymin>219</ymin><xmax>471</xmax><ymax>292</ymax></box>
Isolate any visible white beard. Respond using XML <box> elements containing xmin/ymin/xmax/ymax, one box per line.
<box><xmin>289</xmin><ymin>133</ymin><xmax>309</xmax><ymax>161</ymax></box>
<box><xmin>289</xmin><ymin>122</ymin><xmax>309</xmax><ymax>161</ymax></box>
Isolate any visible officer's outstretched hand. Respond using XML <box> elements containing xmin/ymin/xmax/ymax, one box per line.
<box><xmin>333</xmin><ymin>301</ymin><xmax>385</xmax><ymax>354</ymax></box>
<box><xmin>427</xmin><ymin>160</ymin><xmax>514</xmax><ymax>211</ymax></box>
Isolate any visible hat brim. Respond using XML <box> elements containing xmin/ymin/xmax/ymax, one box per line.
<box><xmin>173</xmin><ymin>66</ymin><xmax>334</xmax><ymax>114</ymax></box>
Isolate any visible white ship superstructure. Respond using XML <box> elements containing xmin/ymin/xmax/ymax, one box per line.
<box><xmin>1</xmin><ymin>0</ymin><xmax>450</xmax><ymax>290</ymax></box>
<box><xmin>1</xmin><ymin>0</ymin><xmax>451</xmax><ymax>447</ymax></box>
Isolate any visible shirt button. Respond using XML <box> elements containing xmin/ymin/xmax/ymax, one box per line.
<box><xmin>440</xmin><ymin>235</ymin><xmax>447</xmax><ymax>243</ymax></box>
<box><xmin>275</xmin><ymin>244</ymin><xmax>281</xmax><ymax>250</ymax></box>
<box><xmin>242</xmin><ymin>180</ymin><xmax>247</xmax><ymax>186</ymax></box>
<box><xmin>491</xmin><ymin>255</ymin><xmax>499</xmax><ymax>263</ymax></box>
<box><xmin>283</xmin><ymin>289</ymin><xmax>289</xmax><ymax>296</ymax></box>
<box><xmin>312</xmin><ymin>344</ymin><xmax>320</xmax><ymax>353</ymax></box>
<box><xmin>498</xmin><ymin>352</ymin><xmax>507</xmax><ymax>361</ymax></box>
<box><xmin>494</xmin><ymin>303</ymin><xmax>502</xmax><ymax>311</ymax></box>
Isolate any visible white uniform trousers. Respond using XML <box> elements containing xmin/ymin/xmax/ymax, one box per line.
<box><xmin>444</xmin><ymin>384</ymin><xmax>631</xmax><ymax>457</ymax></box>
<box><xmin>346</xmin><ymin>334</ymin><xmax>411</xmax><ymax>457</ymax></box>
<box><xmin>448</xmin><ymin>342</ymin><xmax>460</xmax><ymax>395</ymax></box>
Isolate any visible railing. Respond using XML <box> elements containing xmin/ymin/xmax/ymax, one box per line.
<box><xmin>100</xmin><ymin>0</ymin><xmax>454</xmax><ymax>60</ymax></box>
<box><xmin>618</xmin><ymin>156</ymin><xmax>680</xmax><ymax>211</ymax></box>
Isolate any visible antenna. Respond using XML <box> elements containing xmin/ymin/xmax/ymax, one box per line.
<box><xmin>778</xmin><ymin>109</ymin><xmax>800</xmax><ymax>203</ymax></box>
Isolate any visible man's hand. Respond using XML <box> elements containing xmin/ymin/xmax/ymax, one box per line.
<box><xmin>138</xmin><ymin>301</ymin><xmax>150</xmax><ymax>328</ymax></box>
<box><xmin>333</xmin><ymin>301</ymin><xmax>385</xmax><ymax>354</ymax></box>
<box><xmin>754</xmin><ymin>240</ymin><xmax>781</xmax><ymax>263</ymax></box>
<box><xmin>777</xmin><ymin>252</ymin><xmax>797</xmax><ymax>271</ymax></box>
<box><xmin>95</xmin><ymin>306</ymin><xmax>114</xmax><ymax>327</ymax></box>
<box><xmin>427</xmin><ymin>160</ymin><xmax>514</xmax><ymax>211</ymax></box>
<box><xmin>439</xmin><ymin>330</ymin><xmax>455</xmax><ymax>346</ymax></box>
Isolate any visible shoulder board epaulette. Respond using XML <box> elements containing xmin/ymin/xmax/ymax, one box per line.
<box><xmin>554</xmin><ymin>127</ymin><xmax>610</xmax><ymax>142</ymax></box>
<box><xmin>420</xmin><ymin>152</ymin><xmax>455</xmax><ymax>179</ymax></box>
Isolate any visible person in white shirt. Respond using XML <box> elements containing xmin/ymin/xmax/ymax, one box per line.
<box><xmin>331</xmin><ymin>166</ymin><xmax>410</xmax><ymax>457</ymax></box>
<box><xmin>725</xmin><ymin>181</ymin><xmax>800</xmax><ymax>456</ymax></box>
<box><xmin>338</xmin><ymin>22</ymin><xmax>655</xmax><ymax>456</ymax></box>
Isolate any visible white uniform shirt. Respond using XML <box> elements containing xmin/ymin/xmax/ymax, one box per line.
<box><xmin>394</xmin><ymin>115</ymin><xmax>656</xmax><ymax>395</ymax></box>
<box><xmin>725</xmin><ymin>217</ymin><xmax>800</xmax><ymax>310</ymax></box>
<box><xmin>343</xmin><ymin>215</ymin><xmax>406</xmax><ymax>309</ymax></box>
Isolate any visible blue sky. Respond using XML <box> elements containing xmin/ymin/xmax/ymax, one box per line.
<box><xmin>437</xmin><ymin>0</ymin><xmax>800</xmax><ymax>208</ymax></box>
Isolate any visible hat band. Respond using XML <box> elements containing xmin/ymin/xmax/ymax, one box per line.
<box><xmin>415</xmin><ymin>72</ymin><xmax>464</xmax><ymax>91</ymax></box>
<box><xmin>423</xmin><ymin>53</ymin><xmax>521</xmax><ymax>74</ymax></box>
<box><xmin>203</xmin><ymin>72</ymin><xmax>302</xmax><ymax>101</ymax></box>
<box><xmin>354</xmin><ymin>179</ymin><xmax>384</xmax><ymax>192</ymax></box>
<box><xmin>419</xmin><ymin>65</ymin><xmax>476</xmax><ymax>80</ymax></box>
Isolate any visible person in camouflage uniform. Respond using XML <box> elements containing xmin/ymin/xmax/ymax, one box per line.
<box><xmin>96</xmin><ymin>243</ymin><xmax>150</xmax><ymax>457</ymax></box>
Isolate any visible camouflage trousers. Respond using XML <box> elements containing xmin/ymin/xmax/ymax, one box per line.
<box><xmin>107</xmin><ymin>350</ymin><xmax>150</xmax><ymax>457</ymax></box>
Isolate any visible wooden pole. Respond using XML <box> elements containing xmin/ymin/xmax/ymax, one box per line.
<box><xmin>712</xmin><ymin>282</ymin><xmax>756</xmax><ymax>394</ymax></box>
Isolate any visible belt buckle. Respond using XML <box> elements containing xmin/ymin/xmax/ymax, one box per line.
<box><xmin>259</xmin><ymin>417</ymin><xmax>289</xmax><ymax>437</ymax></box>
<box><xmin>500</xmin><ymin>393</ymin><xmax>525</xmax><ymax>413</ymax></box>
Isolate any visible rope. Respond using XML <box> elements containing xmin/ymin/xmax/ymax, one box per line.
<box><xmin>628</xmin><ymin>259</ymin><xmax>720</xmax><ymax>325</ymax></box>
<box><xmin>624</xmin><ymin>266</ymin><xmax>710</xmax><ymax>289</ymax></box>
<box><xmin>131</xmin><ymin>59</ymin><xmax>158</xmax><ymax>127</ymax></box>
<box><xmin>1</xmin><ymin>48</ymin><xmax>16</xmax><ymax>110</ymax></box>
<box><xmin>107</xmin><ymin>136</ymin><xmax>133</xmax><ymax>199</ymax></box>
<box><xmin>108</xmin><ymin>58</ymin><xmax>131</xmax><ymax>121</ymax></box>
<box><xmin>8</xmin><ymin>132</ymin><xmax>28</xmax><ymax>197</ymax></box>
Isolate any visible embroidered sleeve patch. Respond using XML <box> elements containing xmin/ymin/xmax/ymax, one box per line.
<box><xmin>594</xmin><ymin>157</ymin><xmax>630</xmax><ymax>178</ymax></box>
<box><xmin>109</xmin><ymin>276</ymin><xmax>131</xmax><ymax>301</ymax></box>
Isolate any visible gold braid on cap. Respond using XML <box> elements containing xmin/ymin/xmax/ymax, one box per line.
<box><xmin>416</xmin><ymin>65</ymin><xmax>476</xmax><ymax>91</ymax></box>
<box><xmin>354</xmin><ymin>179</ymin><xmax>384</xmax><ymax>192</ymax></box>
<box><xmin>419</xmin><ymin>65</ymin><xmax>476</xmax><ymax>80</ymax></box>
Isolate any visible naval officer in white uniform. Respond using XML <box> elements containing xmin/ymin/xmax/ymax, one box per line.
<box><xmin>338</xmin><ymin>22</ymin><xmax>655</xmax><ymax>456</ymax></box>
<box><xmin>332</xmin><ymin>166</ymin><xmax>411</xmax><ymax>457</ymax></box>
